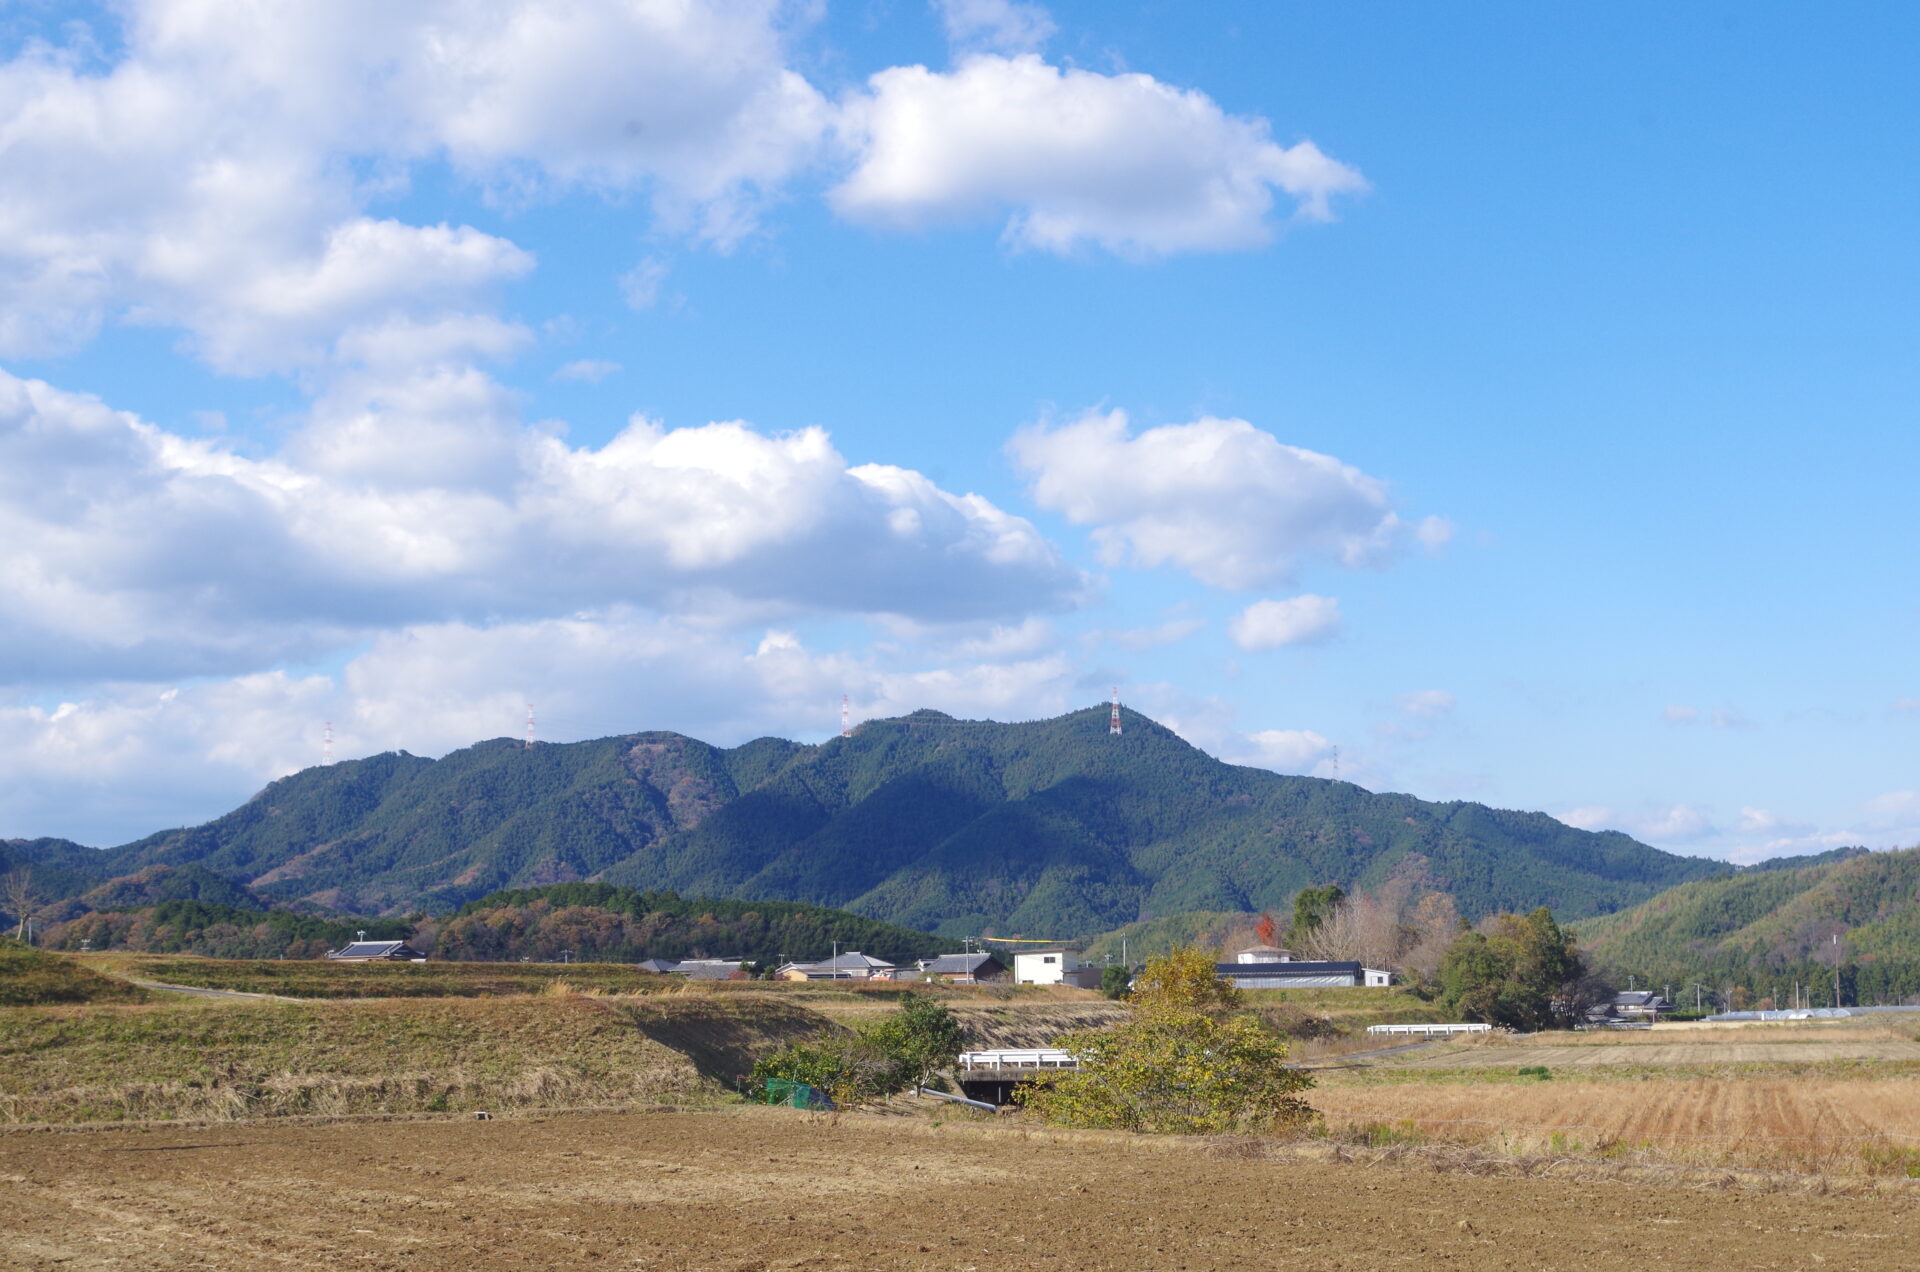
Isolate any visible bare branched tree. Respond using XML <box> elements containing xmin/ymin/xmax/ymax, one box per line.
<box><xmin>3</xmin><ymin>867</ymin><xmax>39</xmax><ymax>942</ymax></box>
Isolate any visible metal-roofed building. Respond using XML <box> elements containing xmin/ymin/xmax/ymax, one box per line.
<box><xmin>324</xmin><ymin>940</ymin><xmax>427</xmax><ymax>962</ymax></box>
<box><xmin>1216</xmin><ymin>958</ymin><xmax>1390</xmax><ymax>989</ymax></box>
<box><xmin>775</xmin><ymin>951</ymin><xmax>897</xmax><ymax>980</ymax></box>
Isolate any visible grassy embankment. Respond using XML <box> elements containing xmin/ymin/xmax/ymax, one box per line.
<box><xmin>0</xmin><ymin>991</ymin><xmax>856</xmax><ymax>1125</ymax></box>
<box><xmin>0</xmin><ymin>938</ymin><xmax>150</xmax><ymax>1006</ymax></box>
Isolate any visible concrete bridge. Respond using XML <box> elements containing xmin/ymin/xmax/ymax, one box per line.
<box><xmin>954</xmin><ymin>1048</ymin><xmax>1080</xmax><ymax>1106</ymax></box>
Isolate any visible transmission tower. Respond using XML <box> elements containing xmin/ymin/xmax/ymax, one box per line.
<box><xmin>525</xmin><ymin>703</ymin><xmax>535</xmax><ymax>750</ymax></box>
<box><xmin>323</xmin><ymin>721</ymin><xmax>334</xmax><ymax>766</ymax></box>
<box><xmin>841</xmin><ymin>693</ymin><xmax>852</xmax><ymax>739</ymax></box>
<box><xmin>1109</xmin><ymin>686</ymin><xmax>1123</xmax><ymax>736</ymax></box>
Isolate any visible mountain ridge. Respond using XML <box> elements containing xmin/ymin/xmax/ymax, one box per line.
<box><xmin>3</xmin><ymin>706</ymin><xmax>1728</xmax><ymax>938</ymax></box>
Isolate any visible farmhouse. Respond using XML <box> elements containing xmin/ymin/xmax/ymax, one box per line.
<box><xmin>1012</xmin><ymin>949</ymin><xmax>1102</xmax><ymax>988</ymax></box>
<box><xmin>324</xmin><ymin>939</ymin><xmax>426</xmax><ymax>962</ymax></box>
<box><xmin>634</xmin><ymin>958</ymin><xmax>678</xmax><ymax>973</ymax></box>
<box><xmin>774</xmin><ymin>951</ymin><xmax>897</xmax><ymax>980</ymax></box>
<box><xmin>918</xmin><ymin>952</ymin><xmax>1007</xmax><ymax>983</ymax></box>
<box><xmin>1215</xmin><ymin>946</ymin><xmax>1390</xmax><ymax>989</ymax></box>
<box><xmin>669</xmin><ymin>957</ymin><xmax>751</xmax><ymax>980</ymax></box>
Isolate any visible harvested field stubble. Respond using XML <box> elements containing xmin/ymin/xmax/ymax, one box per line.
<box><xmin>2</xmin><ymin>1109</ymin><xmax>1915</xmax><ymax>1272</ymax></box>
<box><xmin>1310</xmin><ymin>1074</ymin><xmax>1920</xmax><ymax>1174</ymax></box>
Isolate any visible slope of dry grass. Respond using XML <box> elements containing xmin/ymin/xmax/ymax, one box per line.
<box><xmin>0</xmin><ymin>994</ymin><xmax>806</xmax><ymax>1124</ymax></box>
<box><xmin>0</xmin><ymin>940</ymin><xmax>149</xmax><ymax>1007</ymax></box>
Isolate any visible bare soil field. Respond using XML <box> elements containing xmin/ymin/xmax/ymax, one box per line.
<box><xmin>4</xmin><ymin>1108</ymin><xmax>1917</xmax><ymax>1272</ymax></box>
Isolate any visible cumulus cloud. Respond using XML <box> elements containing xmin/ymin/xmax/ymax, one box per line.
<box><xmin>1228</xmin><ymin>595</ymin><xmax>1341</xmax><ymax>650</ymax></box>
<box><xmin>1663</xmin><ymin>704</ymin><xmax>1700</xmax><ymax>725</ymax></box>
<box><xmin>833</xmin><ymin>54</ymin><xmax>1365</xmax><ymax>255</ymax></box>
<box><xmin>0</xmin><ymin>368</ymin><xmax>1081</xmax><ymax>684</ymax></box>
<box><xmin>1010</xmin><ymin>410</ymin><xmax>1417</xmax><ymax>589</ymax></box>
<box><xmin>0</xmin><ymin>5</ymin><xmax>1368</xmax><ymax>370</ymax></box>
<box><xmin>0</xmin><ymin>1</ymin><xmax>834</xmax><ymax>368</ymax></box>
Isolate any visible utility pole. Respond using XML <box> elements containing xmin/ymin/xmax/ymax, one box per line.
<box><xmin>1834</xmin><ymin>933</ymin><xmax>1842</xmax><ymax>1009</ymax></box>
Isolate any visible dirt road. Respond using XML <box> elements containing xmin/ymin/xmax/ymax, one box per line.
<box><xmin>3</xmin><ymin>1109</ymin><xmax>1914</xmax><ymax>1271</ymax></box>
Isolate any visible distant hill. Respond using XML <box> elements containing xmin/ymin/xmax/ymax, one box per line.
<box><xmin>1572</xmin><ymin>846</ymin><xmax>1920</xmax><ymax>1005</ymax></box>
<box><xmin>6</xmin><ymin>706</ymin><xmax>1725</xmax><ymax>939</ymax></box>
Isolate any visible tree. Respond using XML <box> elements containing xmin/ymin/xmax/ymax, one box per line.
<box><xmin>3</xmin><ymin>869</ymin><xmax>38</xmax><ymax>942</ymax></box>
<box><xmin>1436</xmin><ymin>907</ymin><xmax>1590</xmax><ymax>1031</ymax></box>
<box><xmin>1127</xmin><ymin>945</ymin><xmax>1239</xmax><ymax>1015</ymax></box>
<box><xmin>1017</xmin><ymin>946</ymin><xmax>1314</xmax><ymax>1135</ymax></box>
<box><xmin>1099</xmin><ymin>965</ymin><xmax>1132</xmax><ymax>1000</ymax></box>
<box><xmin>1288</xmin><ymin>885</ymin><xmax>1345</xmax><ymax>949</ymax></box>
<box><xmin>858</xmin><ymin>991</ymin><xmax>963</xmax><ymax>1088</ymax></box>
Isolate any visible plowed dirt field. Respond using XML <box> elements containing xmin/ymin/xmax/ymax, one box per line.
<box><xmin>3</xmin><ymin>1109</ymin><xmax>1915</xmax><ymax>1271</ymax></box>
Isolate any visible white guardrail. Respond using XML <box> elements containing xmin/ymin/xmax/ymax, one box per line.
<box><xmin>1365</xmin><ymin>1022</ymin><xmax>1493</xmax><ymax>1038</ymax></box>
<box><xmin>957</xmin><ymin>1048</ymin><xmax>1080</xmax><ymax>1069</ymax></box>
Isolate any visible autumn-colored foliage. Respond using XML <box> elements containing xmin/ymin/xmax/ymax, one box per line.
<box><xmin>1017</xmin><ymin>946</ymin><xmax>1313</xmax><ymax>1134</ymax></box>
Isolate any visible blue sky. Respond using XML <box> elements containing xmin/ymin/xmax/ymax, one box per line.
<box><xmin>0</xmin><ymin>0</ymin><xmax>1914</xmax><ymax>861</ymax></box>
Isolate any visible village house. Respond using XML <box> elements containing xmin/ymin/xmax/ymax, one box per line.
<box><xmin>774</xmin><ymin>951</ymin><xmax>897</xmax><ymax>981</ymax></box>
<box><xmin>668</xmin><ymin>957</ymin><xmax>752</xmax><ymax>980</ymax></box>
<box><xmin>324</xmin><ymin>938</ymin><xmax>427</xmax><ymax>962</ymax></box>
<box><xmin>1214</xmin><ymin>946</ymin><xmax>1391</xmax><ymax>989</ymax></box>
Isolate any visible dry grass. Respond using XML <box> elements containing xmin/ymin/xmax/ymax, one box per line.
<box><xmin>0</xmin><ymin>940</ymin><xmax>149</xmax><ymax>1006</ymax></box>
<box><xmin>0</xmin><ymin>994</ymin><xmax>840</xmax><ymax>1125</ymax></box>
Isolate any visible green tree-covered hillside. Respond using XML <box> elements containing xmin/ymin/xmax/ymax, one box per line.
<box><xmin>1572</xmin><ymin>846</ymin><xmax>1920</xmax><ymax>1005</ymax></box>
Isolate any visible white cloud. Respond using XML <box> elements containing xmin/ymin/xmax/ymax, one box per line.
<box><xmin>1663</xmin><ymin>704</ymin><xmax>1699</xmax><ymax>725</ymax></box>
<box><xmin>1893</xmin><ymin>698</ymin><xmax>1919</xmax><ymax>714</ymax></box>
<box><xmin>1556</xmin><ymin>803</ymin><xmax>1716</xmax><ymax>843</ymax></box>
<box><xmin>0</xmin><ymin>1</ymin><xmax>827</xmax><ymax>367</ymax></box>
<box><xmin>1710</xmin><ymin>707</ymin><xmax>1753</xmax><ymax>730</ymax></box>
<box><xmin>0</xmin><ymin>368</ymin><xmax>1081</xmax><ymax>685</ymax></box>
<box><xmin>833</xmin><ymin>54</ymin><xmax>1365</xmax><ymax>256</ymax></box>
<box><xmin>1414</xmin><ymin>515</ymin><xmax>1455</xmax><ymax>550</ymax></box>
<box><xmin>1397</xmin><ymin>689</ymin><xmax>1455</xmax><ymax>717</ymax></box>
<box><xmin>553</xmin><ymin>359</ymin><xmax>621</xmax><ymax>384</ymax></box>
<box><xmin>1228</xmin><ymin>595</ymin><xmax>1341</xmax><ymax>650</ymax></box>
<box><xmin>1010</xmin><ymin>409</ymin><xmax>1415</xmax><ymax>588</ymax></box>
<box><xmin>0</xmin><ymin>615</ymin><xmax>1087</xmax><ymax>844</ymax></box>
<box><xmin>934</xmin><ymin>0</ymin><xmax>1057</xmax><ymax>55</ymax></box>
<box><xmin>1241</xmin><ymin>728</ymin><xmax>1338</xmax><ymax>777</ymax></box>
<box><xmin>619</xmin><ymin>257</ymin><xmax>673</xmax><ymax>310</ymax></box>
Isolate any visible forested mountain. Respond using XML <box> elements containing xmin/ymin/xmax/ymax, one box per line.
<box><xmin>1572</xmin><ymin>846</ymin><xmax>1920</xmax><ymax>1005</ymax></box>
<box><xmin>5</xmin><ymin>707</ymin><xmax>1724</xmax><ymax>939</ymax></box>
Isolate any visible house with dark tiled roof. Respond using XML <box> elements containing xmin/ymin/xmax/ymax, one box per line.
<box><xmin>324</xmin><ymin>939</ymin><xmax>427</xmax><ymax>962</ymax></box>
<box><xmin>1215</xmin><ymin>947</ymin><xmax>1390</xmax><ymax>989</ymax></box>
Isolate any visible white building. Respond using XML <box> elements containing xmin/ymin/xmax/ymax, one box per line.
<box><xmin>1012</xmin><ymin>949</ymin><xmax>1101</xmax><ymax>988</ymax></box>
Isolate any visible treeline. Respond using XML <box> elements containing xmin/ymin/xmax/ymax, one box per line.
<box><xmin>47</xmin><ymin>900</ymin><xmax>412</xmax><ymax>960</ymax></box>
<box><xmin>438</xmin><ymin>883</ymin><xmax>944</xmax><ymax>966</ymax></box>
